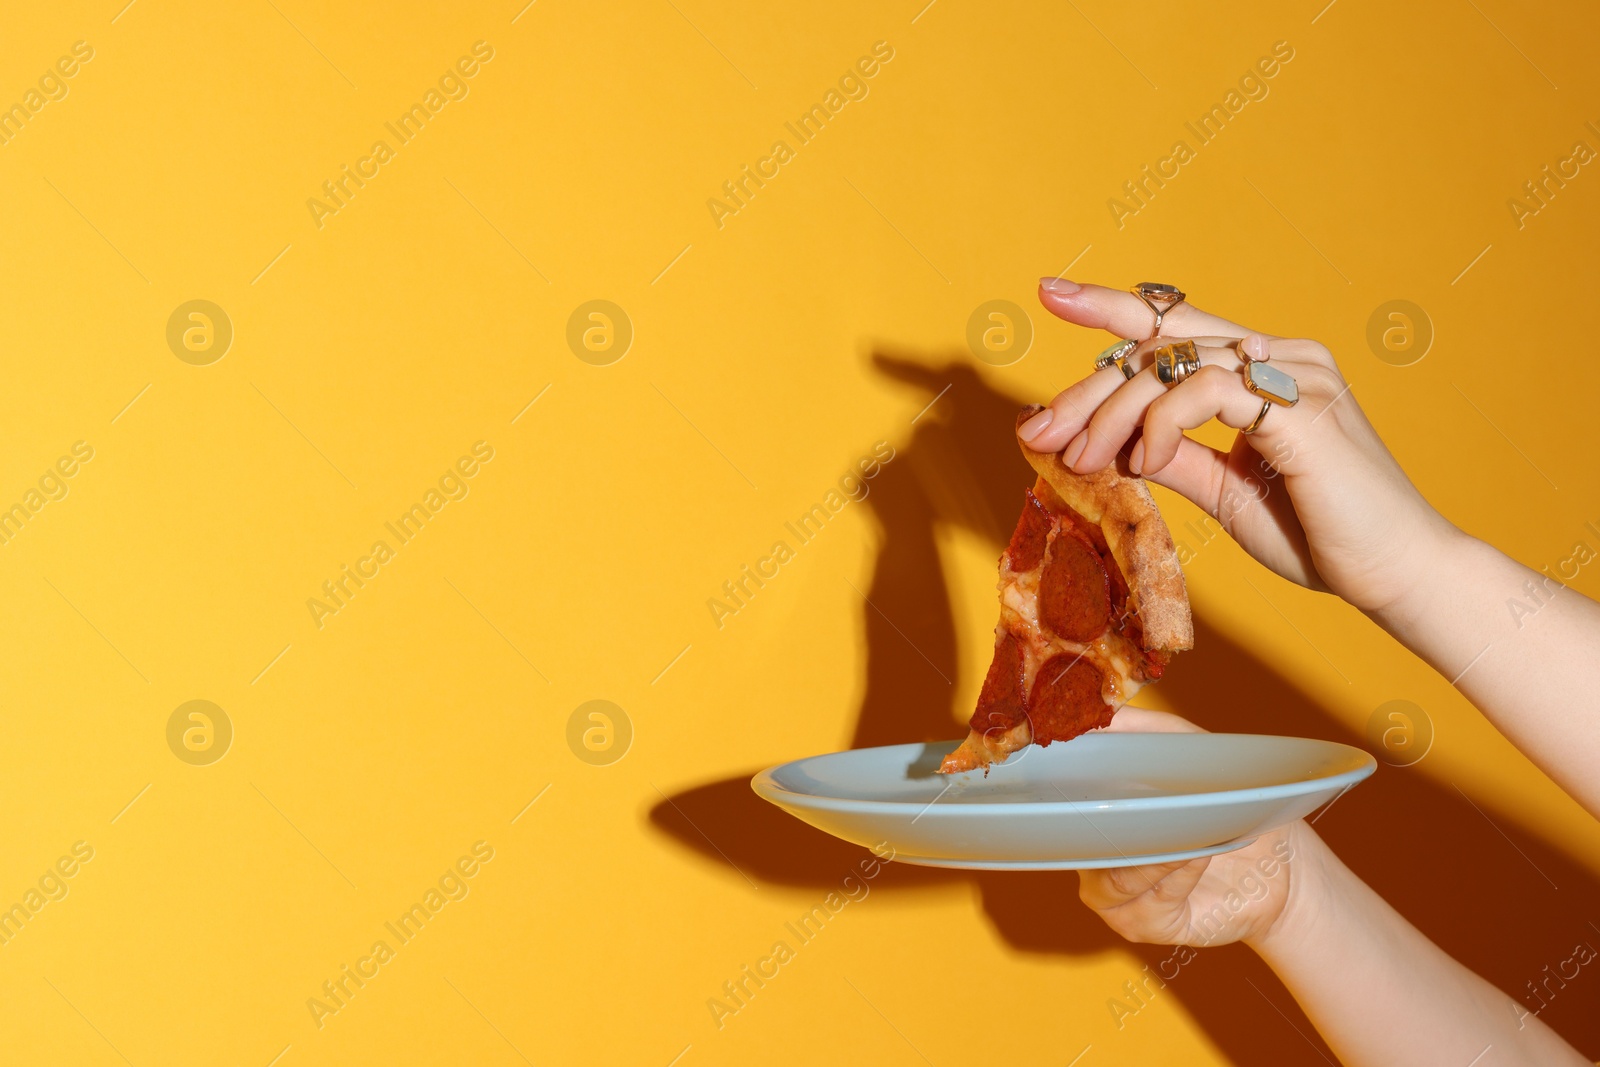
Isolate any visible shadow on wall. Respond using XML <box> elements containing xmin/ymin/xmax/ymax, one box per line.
<box><xmin>649</xmin><ymin>347</ymin><xmax>1600</xmax><ymax>1064</ymax></box>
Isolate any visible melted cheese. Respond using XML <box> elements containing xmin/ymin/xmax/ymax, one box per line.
<box><xmin>998</xmin><ymin>544</ymin><xmax>1146</xmax><ymax>711</ymax></box>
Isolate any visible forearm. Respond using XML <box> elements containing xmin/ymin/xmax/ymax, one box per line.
<box><xmin>1248</xmin><ymin>824</ymin><xmax>1588</xmax><ymax>1066</ymax></box>
<box><xmin>1368</xmin><ymin>529</ymin><xmax>1600</xmax><ymax>815</ymax></box>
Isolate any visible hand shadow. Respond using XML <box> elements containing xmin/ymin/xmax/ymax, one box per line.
<box><xmin>649</xmin><ymin>347</ymin><xmax>1600</xmax><ymax>1063</ymax></box>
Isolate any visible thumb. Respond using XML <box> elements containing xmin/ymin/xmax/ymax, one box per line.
<box><xmin>1130</xmin><ymin>434</ymin><xmax>1236</xmax><ymax>517</ymax></box>
<box><xmin>1136</xmin><ymin>433</ymin><xmax>1322</xmax><ymax>589</ymax></box>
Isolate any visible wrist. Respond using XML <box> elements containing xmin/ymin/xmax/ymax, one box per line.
<box><xmin>1244</xmin><ymin>821</ymin><xmax>1337</xmax><ymax>961</ymax></box>
<box><xmin>1366</xmin><ymin>514</ymin><xmax>1476</xmax><ymax>632</ymax></box>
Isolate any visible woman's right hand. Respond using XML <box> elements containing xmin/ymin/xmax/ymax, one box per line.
<box><xmin>1018</xmin><ymin>279</ymin><xmax>1460</xmax><ymax>614</ymax></box>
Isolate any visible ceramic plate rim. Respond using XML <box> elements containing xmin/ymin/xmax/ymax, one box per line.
<box><xmin>896</xmin><ymin>837</ymin><xmax>1261</xmax><ymax>870</ymax></box>
<box><xmin>751</xmin><ymin>734</ymin><xmax>1377</xmax><ymax>815</ymax></box>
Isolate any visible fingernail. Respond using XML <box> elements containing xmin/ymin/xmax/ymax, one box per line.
<box><xmin>1018</xmin><ymin>408</ymin><xmax>1053</xmax><ymax>441</ymax></box>
<box><xmin>1242</xmin><ymin>333</ymin><xmax>1270</xmax><ymax>362</ymax></box>
<box><xmin>1128</xmin><ymin>440</ymin><xmax>1145</xmax><ymax>475</ymax></box>
<box><xmin>1063</xmin><ymin>433</ymin><xmax>1088</xmax><ymax>468</ymax></box>
<box><xmin>1038</xmin><ymin>276</ymin><xmax>1081</xmax><ymax>295</ymax></box>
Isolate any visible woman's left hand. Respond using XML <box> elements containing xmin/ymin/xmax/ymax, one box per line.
<box><xmin>1081</xmin><ymin>708</ymin><xmax>1306</xmax><ymax>949</ymax></box>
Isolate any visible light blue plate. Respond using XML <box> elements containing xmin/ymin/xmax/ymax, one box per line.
<box><xmin>751</xmin><ymin>732</ymin><xmax>1375</xmax><ymax>870</ymax></box>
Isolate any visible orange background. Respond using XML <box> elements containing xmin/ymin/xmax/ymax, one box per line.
<box><xmin>2</xmin><ymin>1</ymin><xmax>1598</xmax><ymax>1064</ymax></box>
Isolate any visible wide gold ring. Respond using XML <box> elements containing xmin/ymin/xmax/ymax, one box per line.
<box><xmin>1153</xmin><ymin>339</ymin><xmax>1201</xmax><ymax>386</ymax></box>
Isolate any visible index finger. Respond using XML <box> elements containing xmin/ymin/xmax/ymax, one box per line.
<box><xmin>1017</xmin><ymin>371</ymin><xmax>1125</xmax><ymax>454</ymax></box>
<box><xmin>1038</xmin><ymin>278</ymin><xmax>1252</xmax><ymax>341</ymax></box>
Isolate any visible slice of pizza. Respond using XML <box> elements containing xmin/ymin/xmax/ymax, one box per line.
<box><xmin>939</xmin><ymin>406</ymin><xmax>1194</xmax><ymax>774</ymax></box>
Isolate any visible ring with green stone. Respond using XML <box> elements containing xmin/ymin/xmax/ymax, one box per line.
<box><xmin>1094</xmin><ymin>339</ymin><xmax>1138</xmax><ymax>380</ymax></box>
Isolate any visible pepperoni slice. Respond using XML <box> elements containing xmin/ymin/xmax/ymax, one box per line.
<box><xmin>1055</xmin><ymin>502</ymin><xmax>1134</xmax><ymax>633</ymax></box>
<box><xmin>1005</xmin><ymin>491</ymin><xmax>1053</xmax><ymax>572</ymax></box>
<box><xmin>967</xmin><ymin>631</ymin><xmax>1027</xmax><ymax>736</ymax></box>
<box><xmin>1027</xmin><ymin>653</ymin><xmax>1113</xmax><ymax>744</ymax></box>
<box><xmin>1059</xmin><ymin>503</ymin><xmax>1109</xmax><ymax>556</ymax></box>
<box><xmin>1038</xmin><ymin>524</ymin><xmax>1111</xmax><ymax>642</ymax></box>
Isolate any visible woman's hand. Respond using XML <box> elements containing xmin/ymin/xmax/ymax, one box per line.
<box><xmin>1018</xmin><ymin>278</ymin><xmax>1460</xmax><ymax>614</ymax></box>
<box><xmin>1079</xmin><ymin>824</ymin><xmax>1303</xmax><ymax>949</ymax></box>
<box><xmin>1084</xmin><ymin>714</ymin><xmax>1591</xmax><ymax>1065</ymax></box>
<box><xmin>1083</xmin><ymin>707</ymin><xmax>1306</xmax><ymax>949</ymax></box>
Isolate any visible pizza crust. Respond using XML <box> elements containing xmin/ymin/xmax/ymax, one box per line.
<box><xmin>1014</xmin><ymin>405</ymin><xmax>1194</xmax><ymax>653</ymax></box>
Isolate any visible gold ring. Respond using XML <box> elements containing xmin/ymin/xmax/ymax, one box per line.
<box><xmin>1242</xmin><ymin>399</ymin><xmax>1272</xmax><ymax>435</ymax></box>
<box><xmin>1133</xmin><ymin>282</ymin><xmax>1186</xmax><ymax>340</ymax></box>
<box><xmin>1094</xmin><ymin>339</ymin><xmax>1138</xmax><ymax>380</ymax></box>
<box><xmin>1154</xmin><ymin>339</ymin><xmax>1201</xmax><ymax>386</ymax></box>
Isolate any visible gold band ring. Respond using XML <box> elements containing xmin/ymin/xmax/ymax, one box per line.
<box><xmin>1242</xmin><ymin>399</ymin><xmax>1272</xmax><ymax>435</ymax></box>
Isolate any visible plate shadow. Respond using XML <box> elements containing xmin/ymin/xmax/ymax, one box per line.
<box><xmin>648</xmin><ymin>348</ymin><xmax>1600</xmax><ymax>1063</ymax></box>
